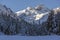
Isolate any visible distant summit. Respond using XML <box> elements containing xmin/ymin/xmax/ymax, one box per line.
<box><xmin>16</xmin><ymin>5</ymin><xmax>50</xmax><ymax>24</ymax></box>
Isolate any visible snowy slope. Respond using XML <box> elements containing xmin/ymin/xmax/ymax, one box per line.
<box><xmin>0</xmin><ymin>36</ymin><xmax>60</xmax><ymax>40</ymax></box>
<box><xmin>16</xmin><ymin>5</ymin><xmax>51</xmax><ymax>24</ymax></box>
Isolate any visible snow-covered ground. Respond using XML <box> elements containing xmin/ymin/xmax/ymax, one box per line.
<box><xmin>0</xmin><ymin>35</ymin><xmax>60</xmax><ymax>40</ymax></box>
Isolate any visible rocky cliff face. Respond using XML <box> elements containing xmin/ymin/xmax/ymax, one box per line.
<box><xmin>0</xmin><ymin>4</ymin><xmax>21</xmax><ymax>35</ymax></box>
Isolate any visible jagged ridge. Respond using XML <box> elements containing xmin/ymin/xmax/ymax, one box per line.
<box><xmin>0</xmin><ymin>4</ymin><xmax>60</xmax><ymax>35</ymax></box>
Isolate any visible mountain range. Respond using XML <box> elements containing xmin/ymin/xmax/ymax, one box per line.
<box><xmin>0</xmin><ymin>4</ymin><xmax>60</xmax><ymax>36</ymax></box>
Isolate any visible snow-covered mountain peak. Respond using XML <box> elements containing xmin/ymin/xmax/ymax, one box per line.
<box><xmin>35</xmin><ymin>5</ymin><xmax>44</xmax><ymax>10</ymax></box>
<box><xmin>16</xmin><ymin>5</ymin><xmax>51</xmax><ymax>24</ymax></box>
<box><xmin>35</xmin><ymin>5</ymin><xmax>50</xmax><ymax>12</ymax></box>
<box><xmin>56</xmin><ymin>7</ymin><xmax>60</xmax><ymax>9</ymax></box>
<box><xmin>53</xmin><ymin>7</ymin><xmax>60</xmax><ymax>11</ymax></box>
<box><xmin>26</xmin><ymin>7</ymin><xmax>33</xmax><ymax>10</ymax></box>
<box><xmin>53</xmin><ymin>7</ymin><xmax>60</xmax><ymax>14</ymax></box>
